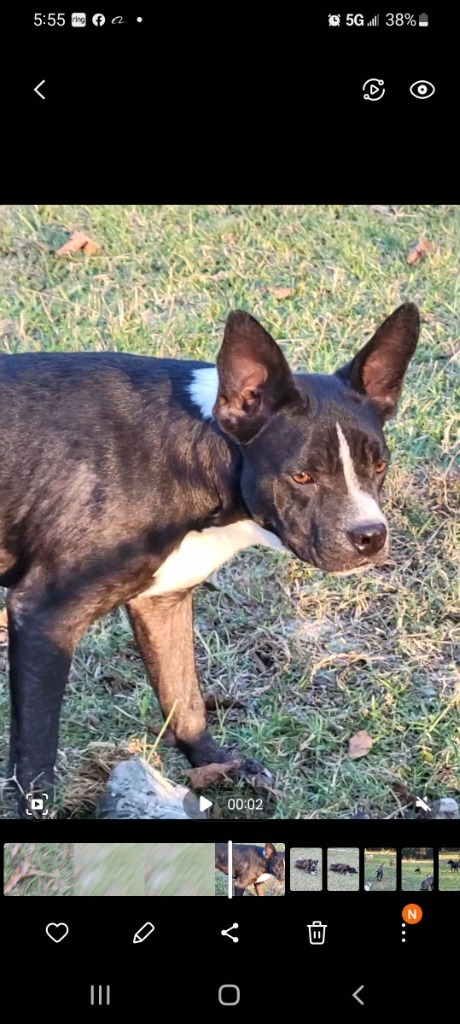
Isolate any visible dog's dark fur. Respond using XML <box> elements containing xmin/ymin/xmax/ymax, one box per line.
<box><xmin>376</xmin><ymin>865</ymin><xmax>383</xmax><ymax>881</ymax></box>
<box><xmin>295</xmin><ymin>858</ymin><xmax>318</xmax><ymax>873</ymax></box>
<box><xmin>415</xmin><ymin>867</ymin><xmax>421</xmax><ymax>873</ymax></box>
<box><xmin>447</xmin><ymin>859</ymin><xmax>460</xmax><ymax>872</ymax></box>
<box><xmin>330</xmin><ymin>863</ymin><xmax>358</xmax><ymax>875</ymax></box>
<box><xmin>215</xmin><ymin>842</ymin><xmax>285</xmax><ymax>896</ymax></box>
<box><xmin>0</xmin><ymin>303</ymin><xmax>419</xmax><ymax>805</ymax></box>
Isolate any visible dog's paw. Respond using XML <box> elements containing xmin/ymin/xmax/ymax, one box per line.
<box><xmin>236</xmin><ymin>757</ymin><xmax>274</xmax><ymax>785</ymax></box>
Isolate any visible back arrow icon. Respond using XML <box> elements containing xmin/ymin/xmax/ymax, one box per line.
<box><xmin>352</xmin><ymin>985</ymin><xmax>365</xmax><ymax>1006</ymax></box>
<box><xmin>34</xmin><ymin>80</ymin><xmax>45</xmax><ymax>100</ymax></box>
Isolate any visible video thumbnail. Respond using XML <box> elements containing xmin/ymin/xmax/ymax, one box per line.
<box><xmin>438</xmin><ymin>849</ymin><xmax>460</xmax><ymax>891</ymax></box>
<box><xmin>4</xmin><ymin>843</ymin><xmax>215</xmax><ymax>896</ymax></box>
<box><xmin>401</xmin><ymin>848</ymin><xmax>434</xmax><ymax>891</ymax></box>
<box><xmin>364</xmin><ymin>849</ymin><xmax>397</xmax><ymax>891</ymax></box>
<box><xmin>290</xmin><ymin>848</ymin><xmax>322</xmax><ymax>891</ymax></box>
<box><xmin>214</xmin><ymin>843</ymin><xmax>285</xmax><ymax>896</ymax></box>
<box><xmin>327</xmin><ymin>849</ymin><xmax>360</xmax><ymax>891</ymax></box>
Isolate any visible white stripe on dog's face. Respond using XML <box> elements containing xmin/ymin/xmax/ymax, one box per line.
<box><xmin>187</xmin><ymin>367</ymin><xmax>218</xmax><ymax>420</ymax></box>
<box><xmin>336</xmin><ymin>423</ymin><xmax>387</xmax><ymax>529</ymax></box>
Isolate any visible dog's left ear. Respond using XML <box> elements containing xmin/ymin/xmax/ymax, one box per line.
<box><xmin>337</xmin><ymin>303</ymin><xmax>420</xmax><ymax>420</ymax></box>
<box><xmin>264</xmin><ymin>843</ymin><xmax>277</xmax><ymax>859</ymax></box>
<box><xmin>213</xmin><ymin>311</ymin><xmax>300</xmax><ymax>443</ymax></box>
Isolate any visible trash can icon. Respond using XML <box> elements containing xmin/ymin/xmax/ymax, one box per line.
<box><xmin>307</xmin><ymin>921</ymin><xmax>327</xmax><ymax>945</ymax></box>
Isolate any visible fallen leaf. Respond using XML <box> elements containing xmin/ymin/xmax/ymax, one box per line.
<box><xmin>55</xmin><ymin>231</ymin><xmax>101</xmax><ymax>257</ymax></box>
<box><xmin>348</xmin><ymin>730</ymin><xmax>373</xmax><ymax>759</ymax></box>
<box><xmin>407</xmin><ymin>238</ymin><xmax>433</xmax><ymax>265</ymax></box>
<box><xmin>266</xmin><ymin>286</ymin><xmax>295</xmax><ymax>300</ymax></box>
<box><xmin>183</xmin><ymin>760</ymin><xmax>239</xmax><ymax>789</ymax></box>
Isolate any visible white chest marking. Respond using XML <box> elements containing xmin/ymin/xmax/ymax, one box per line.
<box><xmin>254</xmin><ymin>872</ymin><xmax>272</xmax><ymax>884</ymax></box>
<box><xmin>336</xmin><ymin>423</ymin><xmax>387</xmax><ymax>528</ymax></box>
<box><xmin>141</xmin><ymin>520</ymin><xmax>289</xmax><ymax>597</ymax></box>
<box><xmin>187</xmin><ymin>366</ymin><xmax>218</xmax><ymax>420</ymax></box>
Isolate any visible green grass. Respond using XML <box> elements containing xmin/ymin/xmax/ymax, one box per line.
<box><xmin>438</xmin><ymin>849</ymin><xmax>460</xmax><ymax>891</ymax></box>
<box><xmin>327</xmin><ymin>847</ymin><xmax>360</xmax><ymax>890</ymax></box>
<box><xmin>4</xmin><ymin>842</ymin><xmax>215</xmax><ymax>895</ymax></box>
<box><xmin>3</xmin><ymin>843</ymin><xmax>74</xmax><ymax>895</ymax></box>
<box><xmin>0</xmin><ymin>204</ymin><xmax>459</xmax><ymax>820</ymax></box>
<box><xmin>290</xmin><ymin>847</ymin><xmax>322</xmax><ymax>891</ymax></box>
<box><xmin>215</xmin><ymin>842</ymin><xmax>285</xmax><ymax>895</ymax></box>
<box><xmin>401</xmin><ymin>854</ymin><xmax>434</xmax><ymax>891</ymax></box>
<box><xmin>364</xmin><ymin>849</ymin><xmax>397</xmax><ymax>890</ymax></box>
<box><xmin>145</xmin><ymin>842</ymin><xmax>214</xmax><ymax>895</ymax></box>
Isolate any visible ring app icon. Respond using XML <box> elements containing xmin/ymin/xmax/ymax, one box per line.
<box><xmin>363</xmin><ymin>79</ymin><xmax>385</xmax><ymax>101</ymax></box>
<box><xmin>410</xmin><ymin>80</ymin><xmax>435</xmax><ymax>99</ymax></box>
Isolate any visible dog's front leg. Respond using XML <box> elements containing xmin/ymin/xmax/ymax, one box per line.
<box><xmin>253</xmin><ymin>882</ymin><xmax>265</xmax><ymax>896</ymax></box>
<box><xmin>127</xmin><ymin>589</ymin><xmax>229</xmax><ymax>767</ymax></box>
<box><xmin>6</xmin><ymin>588</ymin><xmax>76</xmax><ymax>797</ymax></box>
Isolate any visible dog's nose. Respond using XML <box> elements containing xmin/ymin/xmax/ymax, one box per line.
<box><xmin>347</xmin><ymin>522</ymin><xmax>387</xmax><ymax>557</ymax></box>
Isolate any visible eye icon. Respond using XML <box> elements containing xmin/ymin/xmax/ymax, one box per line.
<box><xmin>410</xmin><ymin>80</ymin><xmax>435</xmax><ymax>99</ymax></box>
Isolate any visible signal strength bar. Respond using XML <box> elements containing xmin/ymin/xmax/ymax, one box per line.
<box><xmin>368</xmin><ymin>13</ymin><xmax>379</xmax><ymax>26</ymax></box>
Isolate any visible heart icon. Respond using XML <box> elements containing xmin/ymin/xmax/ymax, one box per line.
<box><xmin>45</xmin><ymin>922</ymin><xmax>69</xmax><ymax>944</ymax></box>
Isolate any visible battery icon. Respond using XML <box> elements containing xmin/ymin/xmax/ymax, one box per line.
<box><xmin>419</xmin><ymin>13</ymin><xmax>429</xmax><ymax>26</ymax></box>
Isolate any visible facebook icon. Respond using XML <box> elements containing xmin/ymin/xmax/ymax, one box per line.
<box><xmin>92</xmin><ymin>13</ymin><xmax>106</xmax><ymax>25</ymax></box>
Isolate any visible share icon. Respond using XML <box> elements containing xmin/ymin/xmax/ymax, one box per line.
<box><xmin>221</xmin><ymin>923</ymin><xmax>239</xmax><ymax>943</ymax></box>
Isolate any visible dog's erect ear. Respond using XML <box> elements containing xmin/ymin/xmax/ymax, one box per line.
<box><xmin>213</xmin><ymin>311</ymin><xmax>300</xmax><ymax>443</ymax></box>
<box><xmin>337</xmin><ymin>303</ymin><xmax>420</xmax><ymax>420</ymax></box>
<box><xmin>264</xmin><ymin>843</ymin><xmax>277</xmax><ymax>859</ymax></box>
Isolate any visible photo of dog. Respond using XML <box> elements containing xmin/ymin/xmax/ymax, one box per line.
<box><xmin>0</xmin><ymin>205</ymin><xmax>457</xmax><ymax>821</ymax></box>
<box><xmin>290</xmin><ymin>847</ymin><xmax>322</xmax><ymax>891</ymax></box>
<box><xmin>215</xmin><ymin>842</ymin><xmax>285</xmax><ymax>896</ymax></box>
<box><xmin>439</xmin><ymin>850</ymin><xmax>460</xmax><ymax>891</ymax></box>
<box><xmin>327</xmin><ymin>848</ymin><xmax>360</xmax><ymax>891</ymax></box>
<box><xmin>364</xmin><ymin>848</ymin><xmax>396</xmax><ymax>891</ymax></box>
<box><xmin>401</xmin><ymin>848</ymin><xmax>434</xmax><ymax>892</ymax></box>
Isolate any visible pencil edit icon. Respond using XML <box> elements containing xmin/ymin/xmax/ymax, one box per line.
<box><xmin>133</xmin><ymin>922</ymin><xmax>155</xmax><ymax>944</ymax></box>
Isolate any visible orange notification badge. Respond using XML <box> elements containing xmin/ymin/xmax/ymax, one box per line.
<box><xmin>402</xmin><ymin>904</ymin><xmax>423</xmax><ymax>924</ymax></box>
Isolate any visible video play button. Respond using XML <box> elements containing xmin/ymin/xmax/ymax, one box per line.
<box><xmin>182</xmin><ymin>790</ymin><xmax>213</xmax><ymax>818</ymax></box>
<box><xmin>362</xmin><ymin>78</ymin><xmax>385</xmax><ymax>101</ymax></box>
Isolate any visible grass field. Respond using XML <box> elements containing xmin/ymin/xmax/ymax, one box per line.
<box><xmin>401</xmin><ymin>852</ymin><xmax>434</xmax><ymax>891</ymax></box>
<box><xmin>215</xmin><ymin>842</ymin><xmax>285</xmax><ymax>895</ymax></box>
<box><xmin>327</xmin><ymin>847</ymin><xmax>360</xmax><ymax>890</ymax></box>
<box><xmin>3</xmin><ymin>842</ymin><xmax>74</xmax><ymax>895</ymax></box>
<box><xmin>438</xmin><ymin>849</ymin><xmax>460</xmax><ymax>891</ymax></box>
<box><xmin>364</xmin><ymin>849</ymin><xmax>397</xmax><ymax>890</ymax></box>
<box><xmin>4</xmin><ymin>842</ymin><xmax>215</xmax><ymax>895</ymax></box>
<box><xmin>290</xmin><ymin>847</ymin><xmax>322</xmax><ymax>891</ymax></box>
<box><xmin>0</xmin><ymin>204</ymin><xmax>459</xmax><ymax>820</ymax></box>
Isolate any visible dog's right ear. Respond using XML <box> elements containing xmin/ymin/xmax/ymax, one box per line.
<box><xmin>264</xmin><ymin>843</ymin><xmax>277</xmax><ymax>859</ymax></box>
<box><xmin>213</xmin><ymin>311</ymin><xmax>300</xmax><ymax>443</ymax></box>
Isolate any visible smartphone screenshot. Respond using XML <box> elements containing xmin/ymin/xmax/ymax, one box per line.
<box><xmin>0</xmin><ymin>7</ymin><xmax>458</xmax><ymax>1013</ymax></box>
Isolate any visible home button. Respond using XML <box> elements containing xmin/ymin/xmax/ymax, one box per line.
<box><xmin>218</xmin><ymin>984</ymin><xmax>241</xmax><ymax>1006</ymax></box>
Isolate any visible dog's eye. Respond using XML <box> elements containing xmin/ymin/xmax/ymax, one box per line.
<box><xmin>292</xmin><ymin>472</ymin><xmax>314</xmax><ymax>485</ymax></box>
<box><xmin>375</xmin><ymin>460</ymin><xmax>388</xmax><ymax>474</ymax></box>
